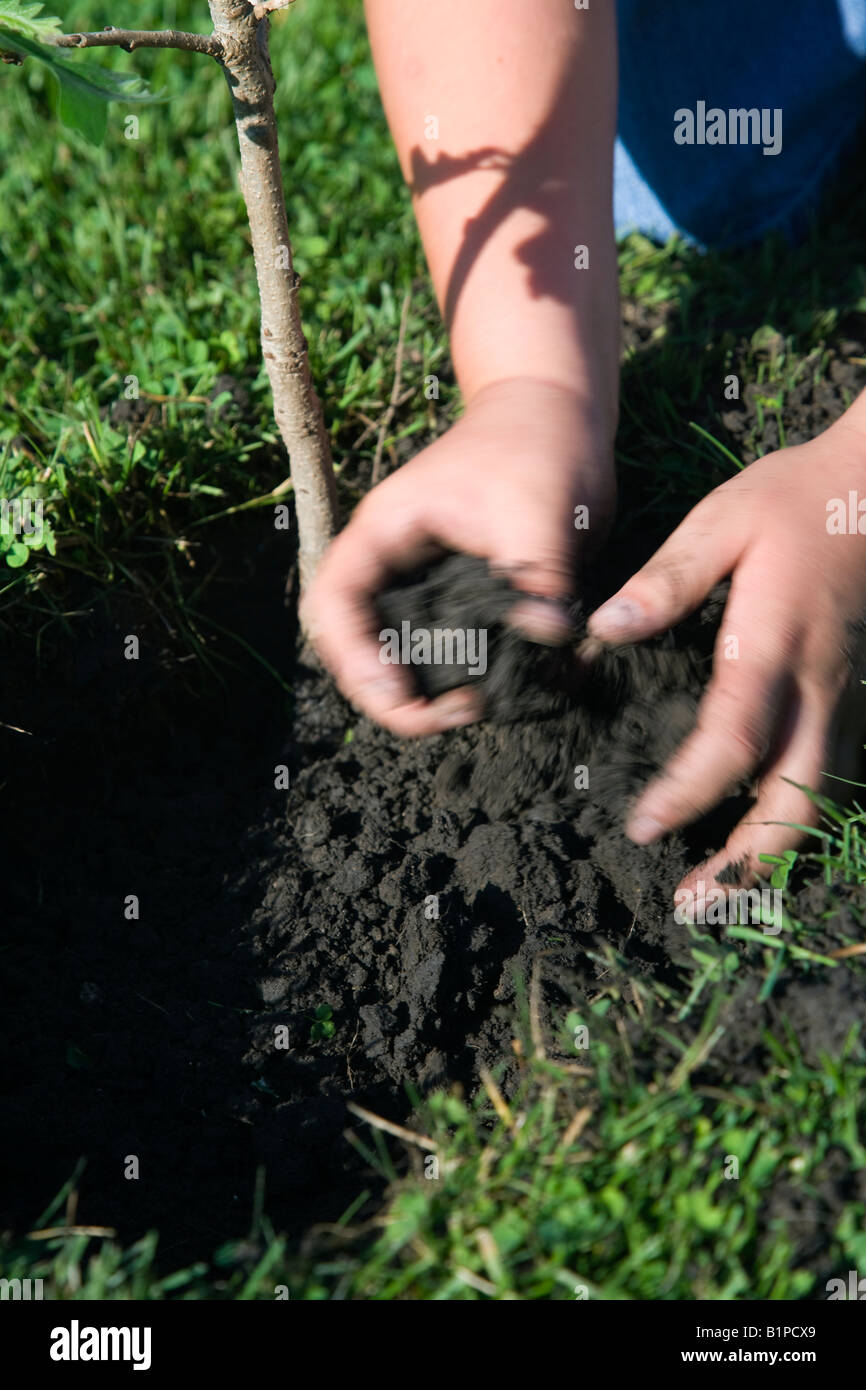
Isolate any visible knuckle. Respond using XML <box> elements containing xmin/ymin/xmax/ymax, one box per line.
<box><xmin>699</xmin><ymin>686</ymin><xmax>769</xmax><ymax>766</ymax></box>
<box><xmin>725</xmin><ymin>722</ymin><xmax>770</xmax><ymax>766</ymax></box>
<box><xmin>640</xmin><ymin>551</ymin><xmax>692</xmax><ymax>611</ymax></box>
<box><xmin>663</xmin><ymin>783</ymin><xmax>710</xmax><ymax>823</ymax></box>
<box><xmin>502</xmin><ymin>552</ymin><xmax>574</xmax><ymax>599</ymax></box>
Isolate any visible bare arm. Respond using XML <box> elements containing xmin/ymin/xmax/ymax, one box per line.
<box><xmin>305</xmin><ymin>1</ymin><xmax>620</xmax><ymax>734</ymax></box>
<box><xmin>364</xmin><ymin>0</ymin><xmax>619</xmax><ymax>428</ymax></box>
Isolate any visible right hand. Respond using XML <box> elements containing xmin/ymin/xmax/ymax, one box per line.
<box><xmin>301</xmin><ymin>375</ymin><xmax>616</xmax><ymax>736</ymax></box>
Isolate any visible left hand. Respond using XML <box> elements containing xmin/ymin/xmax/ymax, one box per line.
<box><xmin>587</xmin><ymin>416</ymin><xmax>866</xmax><ymax>901</ymax></box>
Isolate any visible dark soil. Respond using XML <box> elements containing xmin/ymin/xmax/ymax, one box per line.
<box><xmin>721</xmin><ymin>348</ymin><xmax>866</xmax><ymax>461</ymax></box>
<box><xmin>2</xmin><ymin>352</ymin><xmax>866</xmax><ymax>1278</ymax></box>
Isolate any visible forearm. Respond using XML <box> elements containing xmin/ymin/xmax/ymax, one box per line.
<box><xmin>364</xmin><ymin>0</ymin><xmax>620</xmax><ymax>436</ymax></box>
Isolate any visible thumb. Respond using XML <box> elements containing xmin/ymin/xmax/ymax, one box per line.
<box><xmin>588</xmin><ymin>492</ymin><xmax>745</xmax><ymax>644</ymax></box>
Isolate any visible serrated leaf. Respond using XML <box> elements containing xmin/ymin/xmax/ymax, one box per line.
<box><xmin>0</xmin><ymin>1</ymin><xmax>62</xmax><ymax>40</ymax></box>
<box><xmin>0</xmin><ymin>29</ymin><xmax>161</xmax><ymax>101</ymax></box>
<box><xmin>0</xmin><ymin>27</ymin><xmax>165</xmax><ymax>145</ymax></box>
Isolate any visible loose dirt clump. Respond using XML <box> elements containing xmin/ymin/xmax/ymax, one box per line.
<box><xmin>1</xmin><ymin>500</ymin><xmax>864</xmax><ymax>1272</ymax></box>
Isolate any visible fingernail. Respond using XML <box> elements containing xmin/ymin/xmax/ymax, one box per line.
<box><xmin>627</xmin><ymin>814</ymin><xmax>665</xmax><ymax>845</ymax></box>
<box><xmin>590</xmin><ymin>597</ymin><xmax>645</xmax><ymax>641</ymax></box>
<box><xmin>433</xmin><ymin>689</ymin><xmax>481</xmax><ymax>728</ymax></box>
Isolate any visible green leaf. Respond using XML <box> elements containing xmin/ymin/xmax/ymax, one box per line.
<box><xmin>0</xmin><ymin>27</ymin><xmax>165</xmax><ymax>147</ymax></box>
<box><xmin>5</xmin><ymin>540</ymin><xmax>29</xmax><ymax>566</ymax></box>
<box><xmin>0</xmin><ymin>1</ymin><xmax>62</xmax><ymax>41</ymax></box>
<box><xmin>675</xmin><ymin>1188</ymin><xmax>725</xmax><ymax>1232</ymax></box>
<box><xmin>767</xmin><ymin>849</ymin><xmax>798</xmax><ymax>891</ymax></box>
<box><xmin>217</xmin><ymin>329</ymin><xmax>242</xmax><ymax>365</ymax></box>
<box><xmin>296</xmin><ymin>235</ymin><xmax>329</xmax><ymax>259</ymax></box>
<box><xmin>600</xmin><ymin>1186</ymin><xmax>627</xmax><ymax>1220</ymax></box>
<box><xmin>57</xmin><ymin>74</ymin><xmax>107</xmax><ymax>143</ymax></box>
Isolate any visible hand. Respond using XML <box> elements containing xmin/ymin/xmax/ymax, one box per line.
<box><xmin>303</xmin><ymin>376</ymin><xmax>615</xmax><ymax>736</ymax></box>
<box><xmin>588</xmin><ymin>418</ymin><xmax>866</xmax><ymax>898</ymax></box>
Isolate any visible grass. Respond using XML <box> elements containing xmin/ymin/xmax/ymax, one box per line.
<box><xmin>3</xmin><ymin>2</ymin><xmax>865</xmax><ymax>637</ymax></box>
<box><xmin>0</xmin><ymin>0</ymin><xmax>453</xmax><ymax>640</ymax></box>
<box><xmin>1</xmin><ymin>0</ymin><xmax>866</xmax><ymax>1300</ymax></box>
<box><xmin>2</xmin><ymin>797</ymin><xmax>865</xmax><ymax>1300</ymax></box>
<box><xmin>258</xmin><ymin>799</ymin><xmax>866</xmax><ymax>1300</ymax></box>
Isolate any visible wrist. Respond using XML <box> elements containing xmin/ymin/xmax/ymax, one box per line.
<box><xmin>463</xmin><ymin>374</ymin><xmax>618</xmax><ymax>449</ymax></box>
<box><xmin>451</xmin><ymin>228</ymin><xmax>621</xmax><ymax>429</ymax></box>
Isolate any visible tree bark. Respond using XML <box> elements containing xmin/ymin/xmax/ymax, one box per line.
<box><xmin>207</xmin><ymin>0</ymin><xmax>338</xmax><ymax>589</ymax></box>
<box><xmin>54</xmin><ymin>29</ymin><xmax>224</xmax><ymax>55</ymax></box>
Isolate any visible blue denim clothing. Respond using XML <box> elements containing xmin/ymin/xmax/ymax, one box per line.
<box><xmin>615</xmin><ymin>0</ymin><xmax>866</xmax><ymax>247</ymax></box>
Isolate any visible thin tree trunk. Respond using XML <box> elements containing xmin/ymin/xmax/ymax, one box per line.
<box><xmin>207</xmin><ymin>0</ymin><xmax>338</xmax><ymax>589</ymax></box>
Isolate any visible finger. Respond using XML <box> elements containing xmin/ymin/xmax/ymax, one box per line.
<box><xmin>625</xmin><ymin>573</ymin><xmax>800</xmax><ymax>843</ymax></box>
<box><xmin>505</xmin><ymin>595</ymin><xmax>575</xmax><ymax>645</ymax></box>
<box><xmin>302</xmin><ymin>507</ymin><xmax>482</xmax><ymax>735</ymax></box>
<box><xmin>494</xmin><ymin>517</ymin><xmax>579</xmax><ymax>644</ymax></box>
<box><xmin>364</xmin><ymin>684</ymin><xmax>485</xmax><ymax>739</ymax></box>
<box><xmin>676</xmin><ymin>686</ymin><xmax>832</xmax><ymax>908</ymax></box>
<box><xmin>302</xmin><ymin>513</ymin><xmax>419</xmax><ymax>704</ymax></box>
<box><xmin>588</xmin><ymin>490</ymin><xmax>745</xmax><ymax>644</ymax></box>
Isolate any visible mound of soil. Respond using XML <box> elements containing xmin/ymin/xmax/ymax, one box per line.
<box><xmin>2</xmin><ymin>446</ymin><xmax>865</xmax><ymax>1277</ymax></box>
<box><xmin>268</xmin><ymin>553</ymin><xmax>736</xmax><ymax>1096</ymax></box>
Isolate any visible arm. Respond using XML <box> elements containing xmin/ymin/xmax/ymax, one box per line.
<box><xmin>364</xmin><ymin>0</ymin><xmax>619</xmax><ymax>416</ymax></box>
<box><xmin>304</xmin><ymin>0</ymin><xmax>619</xmax><ymax>734</ymax></box>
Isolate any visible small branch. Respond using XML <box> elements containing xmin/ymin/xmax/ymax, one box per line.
<box><xmin>53</xmin><ymin>28</ymin><xmax>224</xmax><ymax>58</ymax></box>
